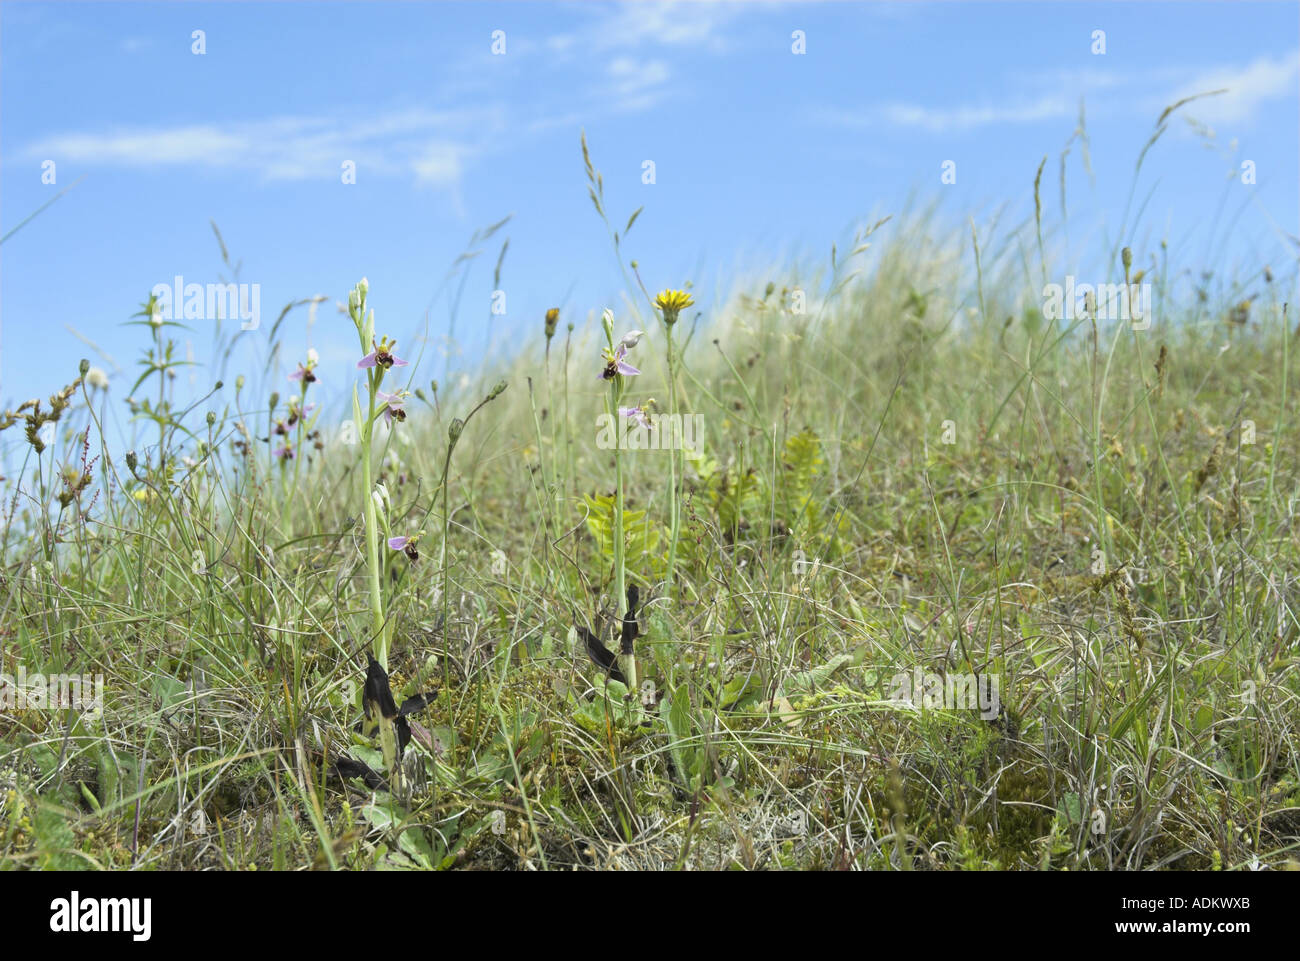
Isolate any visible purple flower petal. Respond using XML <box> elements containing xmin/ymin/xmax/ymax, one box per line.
<box><xmin>357</xmin><ymin>351</ymin><xmax>378</xmax><ymax>369</ymax></box>
<box><xmin>377</xmin><ymin>391</ymin><xmax>407</xmax><ymax>426</ymax></box>
<box><xmin>621</xmin><ymin>406</ymin><xmax>651</xmax><ymax>428</ymax></box>
<box><xmin>387</xmin><ymin>536</ymin><xmax>411</xmax><ymax>550</ymax></box>
<box><xmin>616</xmin><ymin>360</ymin><xmax>640</xmax><ymax>376</ymax></box>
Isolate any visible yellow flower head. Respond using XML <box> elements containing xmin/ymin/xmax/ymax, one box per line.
<box><xmin>654</xmin><ymin>289</ymin><xmax>694</xmax><ymax>325</ymax></box>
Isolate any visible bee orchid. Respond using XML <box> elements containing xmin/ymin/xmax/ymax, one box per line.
<box><xmin>289</xmin><ymin>349</ymin><xmax>321</xmax><ymax>384</ymax></box>
<box><xmin>388</xmin><ymin>533</ymin><xmax>421</xmax><ymax>561</ymax></box>
<box><xmin>377</xmin><ymin>389</ymin><xmax>408</xmax><ymax>425</ymax></box>
<box><xmin>286</xmin><ymin>396</ymin><xmax>316</xmax><ymax>427</ymax></box>
<box><xmin>358</xmin><ymin>336</ymin><xmax>409</xmax><ymax>371</ymax></box>
<box><xmin>600</xmin><ymin>342</ymin><xmax>641</xmax><ymax>380</ymax></box>
<box><xmin>619</xmin><ymin>399</ymin><xmax>656</xmax><ymax>430</ymax></box>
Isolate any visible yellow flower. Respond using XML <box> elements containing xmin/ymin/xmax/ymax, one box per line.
<box><xmin>654</xmin><ymin>289</ymin><xmax>694</xmax><ymax>325</ymax></box>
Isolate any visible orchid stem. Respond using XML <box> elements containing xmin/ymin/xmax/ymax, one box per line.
<box><xmin>361</xmin><ymin>375</ymin><xmax>387</xmax><ymax>669</ymax></box>
<box><xmin>611</xmin><ymin>377</ymin><xmax>637</xmax><ymax>710</ymax></box>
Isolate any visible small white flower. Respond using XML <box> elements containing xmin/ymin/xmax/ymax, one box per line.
<box><xmin>85</xmin><ymin>367</ymin><xmax>109</xmax><ymax>390</ymax></box>
<box><xmin>620</xmin><ymin>330</ymin><xmax>646</xmax><ymax>349</ymax></box>
<box><xmin>307</xmin><ymin>347</ymin><xmax>319</xmax><ymax>365</ymax></box>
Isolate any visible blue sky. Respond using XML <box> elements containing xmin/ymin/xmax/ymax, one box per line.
<box><xmin>2</xmin><ymin>1</ymin><xmax>1297</xmax><ymax>432</ymax></box>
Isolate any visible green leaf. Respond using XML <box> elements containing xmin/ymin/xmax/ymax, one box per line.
<box><xmin>779</xmin><ymin>653</ymin><xmax>854</xmax><ymax>697</ymax></box>
<box><xmin>396</xmin><ymin>825</ymin><xmax>435</xmax><ymax>868</ymax></box>
<box><xmin>1057</xmin><ymin>792</ymin><xmax>1084</xmax><ymax>826</ymax></box>
<box><xmin>150</xmin><ymin>673</ymin><xmax>189</xmax><ymax>712</ymax></box>
<box><xmin>661</xmin><ymin>686</ymin><xmax>697</xmax><ymax>791</ymax></box>
<box><xmin>1110</xmin><ymin>659</ymin><xmax>1174</xmax><ymax>741</ymax></box>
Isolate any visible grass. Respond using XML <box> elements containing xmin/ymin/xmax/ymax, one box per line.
<box><xmin>1</xmin><ymin>128</ymin><xmax>1298</xmax><ymax>872</ymax></box>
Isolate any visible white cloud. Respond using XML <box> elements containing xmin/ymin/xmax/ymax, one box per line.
<box><xmin>818</xmin><ymin>95</ymin><xmax>1071</xmax><ymax>134</ymax></box>
<box><xmin>884</xmin><ymin>96</ymin><xmax>1070</xmax><ymax>133</ymax></box>
<box><xmin>38</xmin><ymin>124</ymin><xmax>250</xmax><ymax>165</ymax></box>
<box><xmin>598</xmin><ymin>1</ymin><xmax>739</xmax><ymax>49</ymax></box>
<box><xmin>549</xmin><ymin>0</ymin><xmax>747</xmax><ymax>56</ymax></box>
<box><xmin>22</xmin><ymin>110</ymin><xmax>487</xmax><ymax>187</ymax></box>
<box><xmin>1159</xmin><ymin>49</ymin><xmax>1299</xmax><ymax>126</ymax></box>
<box><xmin>606</xmin><ymin>57</ymin><xmax>673</xmax><ymax>110</ymax></box>
<box><xmin>816</xmin><ymin>49</ymin><xmax>1299</xmax><ymax>135</ymax></box>
<box><xmin>411</xmin><ymin>143</ymin><xmax>465</xmax><ymax>187</ymax></box>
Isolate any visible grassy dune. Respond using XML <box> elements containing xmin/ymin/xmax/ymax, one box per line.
<box><xmin>2</xmin><ymin>132</ymin><xmax>1297</xmax><ymax>871</ymax></box>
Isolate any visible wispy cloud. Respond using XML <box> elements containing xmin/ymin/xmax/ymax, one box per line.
<box><xmin>817</xmin><ymin>48</ymin><xmax>1299</xmax><ymax>135</ymax></box>
<box><xmin>605</xmin><ymin>57</ymin><xmax>674</xmax><ymax>112</ymax></box>
<box><xmin>533</xmin><ymin>1</ymin><xmax>755</xmax><ymax>113</ymax></box>
<box><xmin>27</xmin><ymin>5</ymin><xmax>753</xmax><ymax>186</ymax></box>
<box><xmin>411</xmin><ymin>142</ymin><xmax>467</xmax><ymax>188</ymax></box>
<box><xmin>1157</xmin><ymin>49</ymin><xmax>1299</xmax><ymax>127</ymax></box>
<box><xmin>22</xmin><ymin>2</ymin><xmax>775</xmax><ymax>192</ymax></box>
<box><xmin>817</xmin><ymin>96</ymin><xmax>1071</xmax><ymax>134</ymax></box>
<box><xmin>548</xmin><ymin>0</ymin><xmax>747</xmax><ymax>56</ymax></box>
<box><xmin>21</xmin><ymin>109</ymin><xmax>492</xmax><ymax>187</ymax></box>
<box><xmin>882</xmin><ymin>96</ymin><xmax>1071</xmax><ymax>133</ymax></box>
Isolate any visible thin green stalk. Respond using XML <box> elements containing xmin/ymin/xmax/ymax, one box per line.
<box><xmin>439</xmin><ymin>419</ymin><xmax>459</xmax><ymax>696</ymax></box>
<box><xmin>611</xmin><ymin>377</ymin><xmax>632</xmax><ymax>697</ymax></box>
<box><xmin>664</xmin><ymin>323</ymin><xmax>682</xmax><ymax>588</ymax></box>
<box><xmin>360</xmin><ymin>380</ymin><xmax>386</xmax><ymax>668</ymax></box>
<box><xmin>346</xmin><ymin>279</ymin><xmax>389</xmax><ymax>670</ymax></box>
